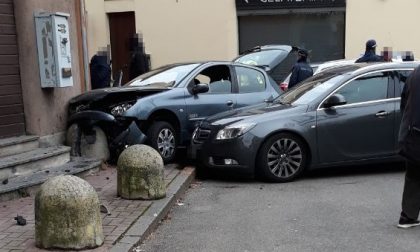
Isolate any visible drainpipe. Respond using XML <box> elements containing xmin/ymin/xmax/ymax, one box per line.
<box><xmin>80</xmin><ymin>0</ymin><xmax>90</xmax><ymax>92</ymax></box>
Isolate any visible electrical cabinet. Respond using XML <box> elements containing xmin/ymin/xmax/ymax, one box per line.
<box><xmin>35</xmin><ymin>12</ymin><xmax>73</xmax><ymax>88</ymax></box>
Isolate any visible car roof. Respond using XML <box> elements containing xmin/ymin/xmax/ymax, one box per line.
<box><xmin>318</xmin><ymin>61</ymin><xmax>420</xmax><ymax>76</ymax></box>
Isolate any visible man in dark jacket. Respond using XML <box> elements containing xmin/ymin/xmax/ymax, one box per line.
<box><xmin>90</xmin><ymin>53</ymin><xmax>111</xmax><ymax>89</ymax></box>
<box><xmin>129</xmin><ymin>35</ymin><xmax>150</xmax><ymax>81</ymax></box>
<box><xmin>397</xmin><ymin>65</ymin><xmax>420</xmax><ymax>228</ymax></box>
<box><xmin>288</xmin><ymin>49</ymin><xmax>313</xmax><ymax>89</ymax></box>
<box><xmin>355</xmin><ymin>39</ymin><xmax>383</xmax><ymax>63</ymax></box>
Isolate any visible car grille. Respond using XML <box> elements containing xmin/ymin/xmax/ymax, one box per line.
<box><xmin>192</xmin><ymin>127</ymin><xmax>211</xmax><ymax>144</ymax></box>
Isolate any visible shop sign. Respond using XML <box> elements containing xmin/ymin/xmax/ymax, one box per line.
<box><xmin>236</xmin><ymin>0</ymin><xmax>346</xmax><ymax>10</ymax></box>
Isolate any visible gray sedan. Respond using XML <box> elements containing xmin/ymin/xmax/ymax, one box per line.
<box><xmin>191</xmin><ymin>62</ymin><xmax>418</xmax><ymax>182</ymax></box>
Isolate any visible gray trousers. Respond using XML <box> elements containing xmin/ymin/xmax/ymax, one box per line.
<box><xmin>402</xmin><ymin>161</ymin><xmax>420</xmax><ymax>219</ymax></box>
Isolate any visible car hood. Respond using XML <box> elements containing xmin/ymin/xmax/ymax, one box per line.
<box><xmin>206</xmin><ymin>102</ymin><xmax>308</xmax><ymax>127</ymax></box>
<box><xmin>69</xmin><ymin>84</ymin><xmax>171</xmax><ymax>105</ymax></box>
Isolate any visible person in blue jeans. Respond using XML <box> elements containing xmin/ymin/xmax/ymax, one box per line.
<box><xmin>397</xmin><ymin>65</ymin><xmax>420</xmax><ymax>228</ymax></box>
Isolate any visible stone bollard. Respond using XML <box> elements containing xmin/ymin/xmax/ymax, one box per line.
<box><xmin>117</xmin><ymin>144</ymin><xmax>166</xmax><ymax>200</ymax></box>
<box><xmin>35</xmin><ymin>175</ymin><xmax>104</xmax><ymax>250</ymax></box>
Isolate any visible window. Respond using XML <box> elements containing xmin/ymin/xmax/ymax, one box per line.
<box><xmin>193</xmin><ymin>65</ymin><xmax>232</xmax><ymax>94</ymax></box>
<box><xmin>333</xmin><ymin>72</ymin><xmax>389</xmax><ymax>105</ymax></box>
<box><xmin>235</xmin><ymin>67</ymin><xmax>265</xmax><ymax>93</ymax></box>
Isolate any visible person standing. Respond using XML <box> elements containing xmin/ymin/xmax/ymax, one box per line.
<box><xmin>129</xmin><ymin>34</ymin><xmax>150</xmax><ymax>81</ymax></box>
<box><xmin>90</xmin><ymin>51</ymin><xmax>111</xmax><ymax>90</ymax></box>
<box><xmin>397</xmin><ymin>65</ymin><xmax>420</xmax><ymax>228</ymax></box>
<box><xmin>355</xmin><ymin>39</ymin><xmax>383</xmax><ymax>63</ymax></box>
<box><xmin>288</xmin><ymin>49</ymin><xmax>313</xmax><ymax>89</ymax></box>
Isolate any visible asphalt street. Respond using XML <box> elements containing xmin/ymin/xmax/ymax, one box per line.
<box><xmin>139</xmin><ymin>163</ymin><xmax>420</xmax><ymax>252</ymax></box>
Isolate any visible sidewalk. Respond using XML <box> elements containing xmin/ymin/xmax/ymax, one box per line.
<box><xmin>0</xmin><ymin>164</ymin><xmax>195</xmax><ymax>252</ymax></box>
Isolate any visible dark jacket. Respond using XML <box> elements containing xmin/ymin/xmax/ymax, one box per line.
<box><xmin>288</xmin><ymin>59</ymin><xmax>313</xmax><ymax>89</ymax></box>
<box><xmin>355</xmin><ymin>50</ymin><xmax>383</xmax><ymax>63</ymax></box>
<box><xmin>90</xmin><ymin>55</ymin><xmax>111</xmax><ymax>89</ymax></box>
<box><xmin>129</xmin><ymin>49</ymin><xmax>150</xmax><ymax>80</ymax></box>
<box><xmin>398</xmin><ymin>65</ymin><xmax>420</xmax><ymax>163</ymax></box>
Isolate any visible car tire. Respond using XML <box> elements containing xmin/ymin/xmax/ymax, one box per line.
<box><xmin>257</xmin><ymin>133</ymin><xmax>308</xmax><ymax>183</ymax></box>
<box><xmin>147</xmin><ymin>121</ymin><xmax>178</xmax><ymax>163</ymax></box>
<box><xmin>66</xmin><ymin>123</ymin><xmax>110</xmax><ymax>161</ymax></box>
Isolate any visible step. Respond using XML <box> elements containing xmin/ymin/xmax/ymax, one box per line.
<box><xmin>0</xmin><ymin>135</ymin><xmax>39</xmax><ymax>158</ymax></box>
<box><xmin>0</xmin><ymin>146</ymin><xmax>71</xmax><ymax>181</ymax></box>
<box><xmin>0</xmin><ymin>157</ymin><xmax>102</xmax><ymax>202</ymax></box>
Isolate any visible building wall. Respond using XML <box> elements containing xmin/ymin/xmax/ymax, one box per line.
<box><xmin>345</xmin><ymin>0</ymin><xmax>420</xmax><ymax>60</ymax></box>
<box><xmin>86</xmin><ymin>0</ymin><xmax>238</xmax><ymax>68</ymax></box>
<box><xmin>14</xmin><ymin>0</ymin><xmax>85</xmax><ymax>138</ymax></box>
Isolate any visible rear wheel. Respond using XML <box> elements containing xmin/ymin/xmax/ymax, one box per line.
<box><xmin>257</xmin><ymin>133</ymin><xmax>308</xmax><ymax>182</ymax></box>
<box><xmin>147</xmin><ymin>121</ymin><xmax>178</xmax><ymax>163</ymax></box>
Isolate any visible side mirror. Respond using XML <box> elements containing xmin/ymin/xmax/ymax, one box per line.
<box><xmin>323</xmin><ymin>94</ymin><xmax>347</xmax><ymax>108</ymax></box>
<box><xmin>192</xmin><ymin>83</ymin><xmax>209</xmax><ymax>94</ymax></box>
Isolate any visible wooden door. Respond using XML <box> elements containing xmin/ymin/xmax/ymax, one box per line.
<box><xmin>108</xmin><ymin>12</ymin><xmax>135</xmax><ymax>85</ymax></box>
<box><xmin>0</xmin><ymin>0</ymin><xmax>25</xmax><ymax>138</ymax></box>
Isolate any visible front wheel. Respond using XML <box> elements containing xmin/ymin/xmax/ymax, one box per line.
<box><xmin>257</xmin><ymin>133</ymin><xmax>308</xmax><ymax>182</ymax></box>
<box><xmin>147</xmin><ymin>121</ymin><xmax>178</xmax><ymax>163</ymax></box>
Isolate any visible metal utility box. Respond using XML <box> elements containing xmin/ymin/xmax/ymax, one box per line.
<box><xmin>35</xmin><ymin>12</ymin><xmax>73</xmax><ymax>88</ymax></box>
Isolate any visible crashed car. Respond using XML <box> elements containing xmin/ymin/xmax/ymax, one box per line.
<box><xmin>67</xmin><ymin>45</ymin><xmax>298</xmax><ymax>163</ymax></box>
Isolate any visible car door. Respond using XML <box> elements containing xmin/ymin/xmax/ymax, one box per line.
<box><xmin>316</xmin><ymin>70</ymin><xmax>396</xmax><ymax>164</ymax></box>
<box><xmin>184</xmin><ymin>64</ymin><xmax>237</xmax><ymax>134</ymax></box>
<box><xmin>233</xmin><ymin>66</ymin><xmax>276</xmax><ymax>108</ymax></box>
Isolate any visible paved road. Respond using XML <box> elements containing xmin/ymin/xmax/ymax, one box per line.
<box><xmin>139</xmin><ymin>163</ymin><xmax>420</xmax><ymax>252</ymax></box>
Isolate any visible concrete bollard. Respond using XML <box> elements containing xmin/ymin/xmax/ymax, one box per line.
<box><xmin>35</xmin><ymin>175</ymin><xmax>104</xmax><ymax>250</ymax></box>
<box><xmin>117</xmin><ymin>144</ymin><xmax>166</xmax><ymax>200</ymax></box>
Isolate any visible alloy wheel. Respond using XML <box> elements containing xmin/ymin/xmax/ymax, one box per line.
<box><xmin>157</xmin><ymin>128</ymin><xmax>175</xmax><ymax>159</ymax></box>
<box><xmin>266</xmin><ymin>138</ymin><xmax>303</xmax><ymax>179</ymax></box>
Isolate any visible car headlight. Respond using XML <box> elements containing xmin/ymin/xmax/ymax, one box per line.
<box><xmin>111</xmin><ymin>103</ymin><xmax>133</xmax><ymax>116</ymax></box>
<box><xmin>216</xmin><ymin>122</ymin><xmax>256</xmax><ymax>140</ymax></box>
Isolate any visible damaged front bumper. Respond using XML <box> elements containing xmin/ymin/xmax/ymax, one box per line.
<box><xmin>68</xmin><ymin>110</ymin><xmax>147</xmax><ymax>157</ymax></box>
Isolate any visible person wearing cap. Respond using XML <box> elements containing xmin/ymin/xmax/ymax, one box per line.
<box><xmin>355</xmin><ymin>39</ymin><xmax>383</xmax><ymax>63</ymax></box>
<box><xmin>288</xmin><ymin>49</ymin><xmax>313</xmax><ymax>89</ymax></box>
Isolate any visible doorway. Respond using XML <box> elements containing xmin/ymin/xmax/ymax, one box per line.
<box><xmin>108</xmin><ymin>12</ymin><xmax>136</xmax><ymax>85</ymax></box>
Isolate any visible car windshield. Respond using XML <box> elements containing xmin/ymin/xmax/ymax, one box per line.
<box><xmin>126</xmin><ymin>63</ymin><xmax>200</xmax><ymax>87</ymax></box>
<box><xmin>276</xmin><ymin>71</ymin><xmax>345</xmax><ymax>105</ymax></box>
<box><xmin>235</xmin><ymin>49</ymin><xmax>289</xmax><ymax>67</ymax></box>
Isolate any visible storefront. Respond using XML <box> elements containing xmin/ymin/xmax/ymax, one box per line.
<box><xmin>235</xmin><ymin>0</ymin><xmax>346</xmax><ymax>63</ymax></box>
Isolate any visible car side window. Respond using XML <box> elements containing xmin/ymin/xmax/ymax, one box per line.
<box><xmin>193</xmin><ymin>65</ymin><xmax>232</xmax><ymax>94</ymax></box>
<box><xmin>235</xmin><ymin>66</ymin><xmax>266</xmax><ymax>93</ymax></box>
<box><xmin>333</xmin><ymin>71</ymin><xmax>390</xmax><ymax>105</ymax></box>
<box><xmin>395</xmin><ymin>70</ymin><xmax>412</xmax><ymax>95</ymax></box>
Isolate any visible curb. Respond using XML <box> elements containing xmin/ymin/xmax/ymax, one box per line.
<box><xmin>110</xmin><ymin>166</ymin><xmax>195</xmax><ymax>252</ymax></box>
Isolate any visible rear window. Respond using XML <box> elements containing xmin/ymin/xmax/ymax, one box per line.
<box><xmin>235</xmin><ymin>49</ymin><xmax>289</xmax><ymax>67</ymax></box>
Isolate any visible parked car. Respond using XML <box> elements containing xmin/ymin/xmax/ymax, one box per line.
<box><xmin>67</xmin><ymin>45</ymin><xmax>299</xmax><ymax>163</ymax></box>
<box><xmin>191</xmin><ymin>62</ymin><xmax>418</xmax><ymax>182</ymax></box>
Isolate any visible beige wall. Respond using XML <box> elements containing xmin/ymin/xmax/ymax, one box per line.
<box><xmin>86</xmin><ymin>0</ymin><xmax>238</xmax><ymax>68</ymax></box>
<box><xmin>14</xmin><ymin>0</ymin><xmax>85</xmax><ymax>137</ymax></box>
<box><xmin>87</xmin><ymin>0</ymin><xmax>420</xmax><ymax>65</ymax></box>
<box><xmin>85</xmin><ymin>0</ymin><xmax>110</xmax><ymax>59</ymax></box>
<box><xmin>346</xmin><ymin>0</ymin><xmax>420</xmax><ymax>60</ymax></box>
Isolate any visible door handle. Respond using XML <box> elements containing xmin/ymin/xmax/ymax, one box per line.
<box><xmin>226</xmin><ymin>100</ymin><xmax>234</xmax><ymax>107</ymax></box>
<box><xmin>375</xmin><ymin>111</ymin><xmax>390</xmax><ymax>117</ymax></box>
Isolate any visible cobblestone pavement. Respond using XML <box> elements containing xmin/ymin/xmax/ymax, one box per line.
<box><xmin>0</xmin><ymin>164</ymin><xmax>181</xmax><ymax>252</ymax></box>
